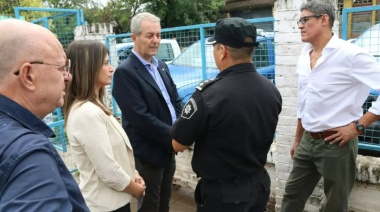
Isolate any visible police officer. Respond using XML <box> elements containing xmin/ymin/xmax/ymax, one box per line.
<box><xmin>171</xmin><ymin>17</ymin><xmax>282</xmax><ymax>212</ymax></box>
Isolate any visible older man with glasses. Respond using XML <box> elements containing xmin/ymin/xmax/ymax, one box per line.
<box><xmin>281</xmin><ymin>1</ymin><xmax>380</xmax><ymax>212</ymax></box>
<box><xmin>0</xmin><ymin>19</ymin><xmax>88</xmax><ymax>211</ymax></box>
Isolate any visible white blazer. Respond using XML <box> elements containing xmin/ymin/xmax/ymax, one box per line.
<box><xmin>66</xmin><ymin>101</ymin><xmax>135</xmax><ymax>212</ymax></box>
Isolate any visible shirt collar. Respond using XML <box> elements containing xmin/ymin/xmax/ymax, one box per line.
<box><xmin>217</xmin><ymin>63</ymin><xmax>256</xmax><ymax>78</ymax></box>
<box><xmin>132</xmin><ymin>49</ymin><xmax>159</xmax><ymax>67</ymax></box>
<box><xmin>304</xmin><ymin>33</ymin><xmax>340</xmax><ymax>53</ymax></box>
<box><xmin>0</xmin><ymin>94</ymin><xmax>55</xmax><ymax>138</ymax></box>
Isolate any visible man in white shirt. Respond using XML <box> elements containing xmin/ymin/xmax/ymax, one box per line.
<box><xmin>281</xmin><ymin>1</ymin><xmax>380</xmax><ymax>212</ymax></box>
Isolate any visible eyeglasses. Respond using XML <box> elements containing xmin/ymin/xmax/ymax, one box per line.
<box><xmin>297</xmin><ymin>14</ymin><xmax>325</xmax><ymax>25</ymax></box>
<box><xmin>14</xmin><ymin>59</ymin><xmax>71</xmax><ymax>77</ymax></box>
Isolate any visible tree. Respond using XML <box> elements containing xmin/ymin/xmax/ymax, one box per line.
<box><xmin>0</xmin><ymin>0</ymin><xmax>20</xmax><ymax>16</ymax></box>
<box><xmin>143</xmin><ymin>0</ymin><xmax>226</xmax><ymax>28</ymax></box>
<box><xmin>42</xmin><ymin>0</ymin><xmax>88</xmax><ymax>8</ymax></box>
<box><xmin>6</xmin><ymin>0</ymin><xmax>226</xmax><ymax>34</ymax></box>
<box><xmin>103</xmin><ymin>0</ymin><xmax>226</xmax><ymax>33</ymax></box>
<box><xmin>0</xmin><ymin>0</ymin><xmax>44</xmax><ymax>17</ymax></box>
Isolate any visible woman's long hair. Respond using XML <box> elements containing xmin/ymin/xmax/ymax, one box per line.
<box><xmin>64</xmin><ymin>40</ymin><xmax>112</xmax><ymax>127</ymax></box>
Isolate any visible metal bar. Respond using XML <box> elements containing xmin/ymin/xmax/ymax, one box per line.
<box><xmin>14</xmin><ymin>7</ymin><xmax>80</xmax><ymax>13</ymax></box>
<box><xmin>199</xmin><ymin>27</ymin><xmax>207</xmax><ymax>80</ymax></box>
<box><xmin>359</xmin><ymin>143</ymin><xmax>380</xmax><ymax>151</ymax></box>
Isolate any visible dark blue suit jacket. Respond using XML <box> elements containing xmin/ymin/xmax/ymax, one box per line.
<box><xmin>112</xmin><ymin>53</ymin><xmax>182</xmax><ymax>167</ymax></box>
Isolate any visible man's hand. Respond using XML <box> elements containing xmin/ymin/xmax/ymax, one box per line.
<box><xmin>325</xmin><ymin>122</ymin><xmax>359</xmax><ymax>147</ymax></box>
<box><xmin>172</xmin><ymin>139</ymin><xmax>191</xmax><ymax>153</ymax></box>
<box><xmin>290</xmin><ymin>141</ymin><xmax>300</xmax><ymax>160</ymax></box>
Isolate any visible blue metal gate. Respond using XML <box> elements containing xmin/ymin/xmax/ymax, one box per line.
<box><xmin>106</xmin><ymin>17</ymin><xmax>276</xmax><ymax>117</ymax></box>
<box><xmin>14</xmin><ymin>7</ymin><xmax>85</xmax><ymax>154</ymax></box>
<box><xmin>342</xmin><ymin>5</ymin><xmax>380</xmax><ymax>153</ymax></box>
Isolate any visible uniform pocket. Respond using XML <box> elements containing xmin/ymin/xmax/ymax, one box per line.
<box><xmin>195</xmin><ymin>179</ymin><xmax>206</xmax><ymax>206</ymax></box>
<box><xmin>221</xmin><ymin>179</ymin><xmax>254</xmax><ymax>204</ymax></box>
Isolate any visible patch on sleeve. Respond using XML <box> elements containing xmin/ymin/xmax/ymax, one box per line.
<box><xmin>181</xmin><ymin>98</ymin><xmax>197</xmax><ymax>119</ymax></box>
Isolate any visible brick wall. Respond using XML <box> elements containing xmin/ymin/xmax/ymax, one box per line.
<box><xmin>273</xmin><ymin>0</ymin><xmax>304</xmax><ymax>209</ymax></box>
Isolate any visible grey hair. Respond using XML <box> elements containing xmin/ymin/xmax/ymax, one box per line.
<box><xmin>300</xmin><ymin>0</ymin><xmax>335</xmax><ymax>28</ymax></box>
<box><xmin>130</xmin><ymin>12</ymin><xmax>161</xmax><ymax>35</ymax></box>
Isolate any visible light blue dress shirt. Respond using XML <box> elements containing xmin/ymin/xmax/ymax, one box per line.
<box><xmin>132</xmin><ymin>50</ymin><xmax>177</xmax><ymax>123</ymax></box>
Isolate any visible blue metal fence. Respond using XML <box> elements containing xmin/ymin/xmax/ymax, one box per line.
<box><xmin>14</xmin><ymin>7</ymin><xmax>85</xmax><ymax>154</ymax></box>
<box><xmin>15</xmin><ymin>7</ymin><xmax>86</xmax><ymax>172</ymax></box>
<box><xmin>342</xmin><ymin>6</ymin><xmax>380</xmax><ymax>152</ymax></box>
<box><xmin>106</xmin><ymin>17</ymin><xmax>276</xmax><ymax>117</ymax></box>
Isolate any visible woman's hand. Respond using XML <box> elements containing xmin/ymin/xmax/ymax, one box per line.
<box><xmin>124</xmin><ymin>171</ymin><xmax>146</xmax><ymax>198</ymax></box>
<box><xmin>135</xmin><ymin>171</ymin><xmax>145</xmax><ymax>187</ymax></box>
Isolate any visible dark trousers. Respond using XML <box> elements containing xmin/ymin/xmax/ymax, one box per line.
<box><xmin>111</xmin><ymin>203</ymin><xmax>131</xmax><ymax>212</ymax></box>
<box><xmin>281</xmin><ymin>131</ymin><xmax>358</xmax><ymax>212</ymax></box>
<box><xmin>135</xmin><ymin>156</ymin><xmax>176</xmax><ymax>212</ymax></box>
<box><xmin>195</xmin><ymin>170</ymin><xmax>271</xmax><ymax>212</ymax></box>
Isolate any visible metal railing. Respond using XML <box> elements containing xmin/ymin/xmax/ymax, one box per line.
<box><xmin>342</xmin><ymin>5</ymin><xmax>380</xmax><ymax>152</ymax></box>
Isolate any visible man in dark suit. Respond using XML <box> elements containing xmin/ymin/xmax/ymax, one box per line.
<box><xmin>112</xmin><ymin>12</ymin><xmax>182</xmax><ymax>212</ymax></box>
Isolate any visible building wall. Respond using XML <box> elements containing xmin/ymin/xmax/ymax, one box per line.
<box><xmin>273</xmin><ymin>0</ymin><xmax>307</xmax><ymax>210</ymax></box>
<box><xmin>221</xmin><ymin>0</ymin><xmax>274</xmax><ymax>17</ymax></box>
<box><xmin>222</xmin><ymin>0</ymin><xmax>275</xmax><ymax>12</ymax></box>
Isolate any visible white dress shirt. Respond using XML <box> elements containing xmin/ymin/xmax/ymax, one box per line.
<box><xmin>297</xmin><ymin>35</ymin><xmax>380</xmax><ymax>132</ymax></box>
<box><xmin>66</xmin><ymin>101</ymin><xmax>135</xmax><ymax>211</ymax></box>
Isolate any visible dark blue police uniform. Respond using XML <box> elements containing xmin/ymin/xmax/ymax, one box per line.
<box><xmin>171</xmin><ymin>63</ymin><xmax>282</xmax><ymax>212</ymax></box>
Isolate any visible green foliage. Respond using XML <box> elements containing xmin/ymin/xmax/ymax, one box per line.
<box><xmin>0</xmin><ymin>0</ymin><xmax>44</xmax><ymax>17</ymax></box>
<box><xmin>143</xmin><ymin>0</ymin><xmax>226</xmax><ymax>28</ymax></box>
<box><xmin>43</xmin><ymin>0</ymin><xmax>88</xmax><ymax>8</ymax></box>
<box><xmin>0</xmin><ymin>0</ymin><xmax>19</xmax><ymax>16</ymax></box>
<box><xmin>2</xmin><ymin>0</ymin><xmax>226</xmax><ymax>34</ymax></box>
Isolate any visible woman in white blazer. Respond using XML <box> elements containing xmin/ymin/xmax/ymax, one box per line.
<box><xmin>64</xmin><ymin>41</ymin><xmax>145</xmax><ymax>212</ymax></box>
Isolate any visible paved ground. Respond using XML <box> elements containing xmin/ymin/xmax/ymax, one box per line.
<box><xmin>131</xmin><ymin>185</ymin><xmax>196</xmax><ymax>212</ymax></box>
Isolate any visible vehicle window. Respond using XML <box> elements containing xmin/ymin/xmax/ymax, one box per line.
<box><xmin>172</xmin><ymin>41</ymin><xmax>217</xmax><ymax>69</ymax></box>
<box><xmin>354</xmin><ymin>26</ymin><xmax>380</xmax><ymax>62</ymax></box>
<box><xmin>253</xmin><ymin>41</ymin><xmax>269</xmax><ymax>68</ymax></box>
<box><xmin>118</xmin><ymin>47</ymin><xmax>133</xmax><ymax>62</ymax></box>
<box><xmin>156</xmin><ymin>43</ymin><xmax>175</xmax><ymax>62</ymax></box>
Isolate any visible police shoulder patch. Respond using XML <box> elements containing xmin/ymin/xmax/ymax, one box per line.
<box><xmin>196</xmin><ymin>77</ymin><xmax>221</xmax><ymax>91</ymax></box>
<box><xmin>181</xmin><ymin>98</ymin><xmax>197</xmax><ymax>119</ymax></box>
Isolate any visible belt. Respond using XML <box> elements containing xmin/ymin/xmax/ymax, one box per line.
<box><xmin>203</xmin><ymin>170</ymin><xmax>266</xmax><ymax>183</ymax></box>
<box><xmin>308</xmin><ymin>131</ymin><xmax>337</xmax><ymax>139</ymax></box>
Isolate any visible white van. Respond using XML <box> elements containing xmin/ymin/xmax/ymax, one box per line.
<box><xmin>353</xmin><ymin>23</ymin><xmax>380</xmax><ymax>62</ymax></box>
<box><xmin>116</xmin><ymin>39</ymin><xmax>181</xmax><ymax>64</ymax></box>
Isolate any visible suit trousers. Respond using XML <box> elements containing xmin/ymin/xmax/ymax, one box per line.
<box><xmin>281</xmin><ymin>131</ymin><xmax>358</xmax><ymax>212</ymax></box>
<box><xmin>135</xmin><ymin>156</ymin><xmax>176</xmax><ymax>212</ymax></box>
<box><xmin>195</xmin><ymin>169</ymin><xmax>271</xmax><ymax>212</ymax></box>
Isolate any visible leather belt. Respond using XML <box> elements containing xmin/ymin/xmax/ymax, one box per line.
<box><xmin>308</xmin><ymin>131</ymin><xmax>337</xmax><ymax>139</ymax></box>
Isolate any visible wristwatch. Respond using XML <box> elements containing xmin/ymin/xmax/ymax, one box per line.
<box><xmin>355</xmin><ymin>120</ymin><xmax>365</xmax><ymax>135</ymax></box>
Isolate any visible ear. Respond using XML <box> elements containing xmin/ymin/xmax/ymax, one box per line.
<box><xmin>219</xmin><ymin>45</ymin><xmax>228</xmax><ymax>61</ymax></box>
<box><xmin>131</xmin><ymin>34</ymin><xmax>137</xmax><ymax>42</ymax></box>
<box><xmin>321</xmin><ymin>14</ymin><xmax>330</xmax><ymax>27</ymax></box>
<box><xmin>18</xmin><ymin>63</ymin><xmax>36</xmax><ymax>91</ymax></box>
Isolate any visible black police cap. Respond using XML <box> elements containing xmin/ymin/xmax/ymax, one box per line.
<box><xmin>207</xmin><ymin>17</ymin><xmax>259</xmax><ymax>48</ymax></box>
